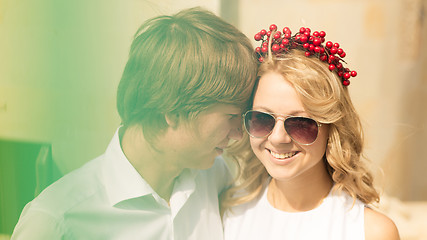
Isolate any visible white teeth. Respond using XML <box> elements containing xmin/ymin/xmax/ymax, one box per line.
<box><xmin>270</xmin><ymin>151</ymin><xmax>297</xmax><ymax>159</ymax></box>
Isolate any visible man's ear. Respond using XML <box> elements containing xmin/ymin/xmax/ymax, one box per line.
<box><xmin>165</xmin><ymin>113</ymin><xmax>180</xmax><ymax>129</ymax></box>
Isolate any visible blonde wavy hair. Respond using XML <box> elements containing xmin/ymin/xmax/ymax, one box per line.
<box><xmin>221</xmin><ymin>49</ymin><xmax>379</xmax><ymax>212</ymax></box>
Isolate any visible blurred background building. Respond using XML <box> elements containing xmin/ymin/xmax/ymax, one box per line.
<box><xmin>1</xmin><ymin>0</ymin><xmax>426</xmax><ymax>239</ymax></box>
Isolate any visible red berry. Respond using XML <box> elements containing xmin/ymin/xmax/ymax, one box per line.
<box><xmin>300</xmin><ymin>35</ymin><xmax>308</xmax><ymax>42</ymax></box>
<box><xmin>254</xmin><ymin>33</ymin><xmax>262</xmax><ymax>41</ymax></box>
<box><xmin>305</xmin><ymin>51</ymin><xmax>311</xmax><ymax>57</ymax></box>
<box><xmin>283</xmin><ymin>27</ymin><xmax>291</xmax><ymax>34</ymax></box>
<box><xmin>270</xmin><ymin>24</ymin><xmax>277</xmax><ymax>31</ymax></box>
<box><xmin>267</xmin><ymin>31</ymin><xmax>271</xmax><ymax>37</ymax></box>
<box><xmin>255</xmin><ymin>47</ymin><xmax>261</xmax><ymax>53</ymax></box>
<box><xmin>329</xmin><ymin>64</ymin><xmax>336</xmax><ymax>71</ymax></box>
<box><xmin>280</xmin><ymin>43</ymin><xmax>285</xmax><ymax>49</ymax></box>
<box><xmin>351</xmin><ymin>71</ymin><xmax>357</xmax><ymax>77</ymax></box>
<box><xmin>313</xmin><ymin>31</ymin><xmax>319</xmax><ymax>37</ymax></box>
<box><xmin>303</xmin><ymin>43</ymin><xmax>310</xmax><ymax>49</ymax></box>
<box><xmin>329</xmin><ymin>55</ymin><xmax>336</xmax><ymax>62</ymax></box>
<box><xmin>330</xmin><ymin>47</ymin><xmax>338</xmax><ymax>54</ymax></box>
<box><xmin>319</xmin><ymin>47</ymin><xmax>325</xmax><ymax>54</ymax></box>
<box><xmin>339</xmin><ymin>52</ymin><xmax>346</xmax><ymax>58</ymax></box>
<box><xmin>309</xmin><ymin>44</ymin><xmax>315</xmax><ymax>51</ymax></box>
<box><xmin>326</xmin><ymin>41</ymin><xmax>333</xmax><ymax>49</ymax></box>
<box><xmin>305</xmin><ymin>28</ymin><xmax>311</xmax><ymax>33</ymax></box>
<box><xmin>261</xmin><ymin>46</ymin><xmax>268</xmax><ymax>53</ymax></box>
<box><xmin>333</xmin><ymin>43</ymin><xmax>340</xmax><ymax>48</ymax></box>
<box><xmin>320</xmin><ymin>54</ymin><xmax>327</xmax><ymax>61</ymax></box>
<box><xmin>314</xmin><ymin>46</ymin><xmax>321</xmax><ymax>53</ymax></box>
<box><xmin>259</xmin><ymin>57</ymin><xmax>264</xmax><ymax>62</ymax></box>
<box><xmin>274</xmin><ymin>32</ymin><xmax>281</xmax><ymax>39</ymax></box>
<box><xmin>272</xmin><ymin>44</ymin><xmax>280</xmax><ymax>52</ymax></box>
<box><xmin>343</xmin><ymin>80</ymin><xmax>350</xmax><ymax>86</ymax></box>
<box><xmin>284</xmin><ymin>33</ymin><xmax>291</xmax><ymax>39</ymax></box>
<box><xmin>338</xmin><ymin>70</ymin><xmax>344</xmax><ymax>77</ymax></box>
<box><xmin>282</xmin><ymin>39</ymin><xmax>289</xmax><ymax>45</ymax></box>
<box><xmin>336</xmin><ymin>63</ymin><xmax>343</xmax><ymax>69</ymax></box>
<box><xmin>313</xmin><ymin>38</ymin><xmax>321</xmax><ymax>46</ymax></box>
<box><xmin>304</xmin><ymin>31</ymin><xmax>310</xmax><ymax>36</ymax></box>
<box><xmin>344</xmin><ymin>72</ymin><xmax>351</xmax><ymax>79</ymax></box>
<box><xmin>319</xmin><ymin>31</ymin><xmax>326</xmax><ymax>37</ymax></box>
<box><xmin>260</xmin><ymin>29</ymin><xmax>267</xmax><ymax>36</ymax></box>
<box><xmin>262</xmin><ymin>42</ymin><xmax>268</xmax><ymax>47</ymax></box>
<box><xmin>337</xmin><ymin>48</ymin><xmax>343</xmax><ymax>55</ymax></box>
<box><xmin>299</xmin><ymin>27</ymin><xmax>306</xmax><ymax>33</ymax></box>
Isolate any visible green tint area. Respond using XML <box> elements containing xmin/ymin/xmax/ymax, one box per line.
<box><xmin>0</xmin><ymin>139</ymin><xmax>61</xmax><ymax>234</ymax></box>
<box><xmin>0</xmin><ymin>140</ymin><xmax>38</xmax><ymax>234</ymax></box>
<box><xmin>37</xmin><ymin>0</ymin><xmax>130</xmax><ymax>172</ymax></box>
<box><xmin>0</xmin><ymin>0</ymin><xmax>136</xmax><ymax>234</ymax></box>
<box><xmin>0</xmin><ymin>0</ymin><xmax>132</xmax><ymax>171</ymax></box>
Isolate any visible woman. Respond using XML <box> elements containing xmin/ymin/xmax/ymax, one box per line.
<box><xmin>222</xmin><ymin>25</ymin><xmax>400</xmax><ymax>240</ymax></box>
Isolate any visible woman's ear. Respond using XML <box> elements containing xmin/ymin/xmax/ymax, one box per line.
<box><xmin>165</xmin><ymin>113</ymin><xmax>180</xmax><ymax>129</ymax></box>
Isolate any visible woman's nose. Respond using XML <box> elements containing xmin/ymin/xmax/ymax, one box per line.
<box><xmin>267</xmin><ymin>118</ymin><xmax>292</xmax><ymax>145</ymax></box>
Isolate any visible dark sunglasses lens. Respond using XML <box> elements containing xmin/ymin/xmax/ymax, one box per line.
<box><xmin>284</xmin><ymin>117</ymin><xmax>318</xmax><ymax>144</ymax></box>
<box><xmin>244</xmin><ymin>111</ymin><xmax>275</xmax><ymax>137</ymax></box>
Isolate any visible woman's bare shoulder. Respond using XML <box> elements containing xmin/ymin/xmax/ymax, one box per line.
<box><xmin>364</xmin><ymin>207</ymin><xmax>400</xmax><ymax>240</ymax></box>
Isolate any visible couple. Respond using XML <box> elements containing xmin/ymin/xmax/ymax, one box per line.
<box><xmin>11</xmin><ymin>7</ymin><xmax>399</xmax><ymax>240</ymax></box>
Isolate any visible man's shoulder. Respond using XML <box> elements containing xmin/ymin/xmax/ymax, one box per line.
<box><xmin>12</xmin><ymin>154</ymin><xmax>109</xmax><ymax>238</ymax></box>
<box><xmin>28</xmin><ymin>154</ymin><xmax>107</xmax><ymax>216</ymax></box>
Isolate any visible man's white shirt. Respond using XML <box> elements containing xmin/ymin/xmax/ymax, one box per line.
<box><xmin>11</xmin><ymin>128</ymin><xmax>231</xmax><ymax>240</ymax></box>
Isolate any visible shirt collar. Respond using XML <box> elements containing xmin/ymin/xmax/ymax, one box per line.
<box><xmin>101</xmin><ymin>127</ymin><xmax>201</xmax><ymax>208</ymax></box>
<box><xmin>169</xmin><ymin>168</ymin><xmax>199</xmax><ymax>218</ymax></box>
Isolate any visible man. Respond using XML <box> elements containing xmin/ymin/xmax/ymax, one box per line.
<box><xmin>11</xmin><ymin>7</ymin><xmax>257</xmax><ymax>240</ymax></box>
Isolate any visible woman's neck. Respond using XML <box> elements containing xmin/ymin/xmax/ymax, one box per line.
<box><xmin>267</xmin><ymin>161</ymin><xmax>333</xmax><ymax>212</ymax></box>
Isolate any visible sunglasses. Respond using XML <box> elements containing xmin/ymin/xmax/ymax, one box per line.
<box><xmin>243</xmin><ymin>110</ymin><xmax>322</xmax><ymax>145</ymax></box>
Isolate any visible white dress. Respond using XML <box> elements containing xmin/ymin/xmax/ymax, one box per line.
<box><xmin>223</xmin><ymin>184</ymin><xmax>365</xmax><ymax>240</ymax></box>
